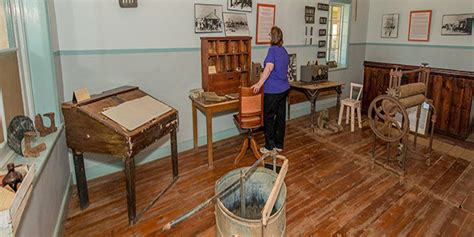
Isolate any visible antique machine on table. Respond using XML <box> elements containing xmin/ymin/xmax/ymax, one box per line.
<box><xmin>367</xmin><ymin>64</ymin><xmax>437</xmax><ymax>179</ymax></box>
<box><xmin>300</xmin><ymin>64</ymin><xmax>329</xmax><ymax>83</ymax></box>
<box><xmin>62</xmin><ymin>86</ymin><xmax>179</xmax><ymax>225</ymax></box>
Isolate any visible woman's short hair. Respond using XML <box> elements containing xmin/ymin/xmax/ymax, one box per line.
<box><xmin>270</xmin><ymin>26</ymin><xmax>283</xmax><ymax>46</ymax></box>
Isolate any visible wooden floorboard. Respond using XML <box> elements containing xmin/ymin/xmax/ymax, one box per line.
<box><xmin>63</xmin><ymin>111</ymin><xmax>474</xmax><ymax>236</ymax></box>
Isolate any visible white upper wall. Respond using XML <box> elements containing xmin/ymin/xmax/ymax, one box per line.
<box><xmin>53</xmin><ymin>0</ymin><xmax>334</xmax><ymax>50</ymax></box>
<box><xmin>366</xmin><ymin>0</ymin><xmax>474</xmax><ymax>46</ymax></box>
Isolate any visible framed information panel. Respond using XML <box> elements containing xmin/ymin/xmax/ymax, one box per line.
<box><xmin>408</xmin><ymin>10</ymin><xmax>432</xmax><ymax>41</ymax></box>
<box><xmin>256</xmin><ymin>4</ymin><xmax>276</xmax><ymax>44</ymax></box>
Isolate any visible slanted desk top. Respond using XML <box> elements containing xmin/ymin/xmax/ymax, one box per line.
<box><xmin>61</xmin><ymin>86</ymin><xmax>179</xmax><ymax>225</ymax></box>
<box><xmin>62</xmin><ymin>86</ymin><xmax>178</xmax><ymax>158</ymax></box>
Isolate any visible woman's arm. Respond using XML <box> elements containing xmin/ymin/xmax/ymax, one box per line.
<box><xmin>251</xmin><ymin>62</ymin><xmax>274</xmax><ymax>93</ymax></box>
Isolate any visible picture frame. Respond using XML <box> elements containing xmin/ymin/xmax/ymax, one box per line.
<box><xmin>408</xmin><ymin>10</ymin><xmax>432</xmax><ymax>41</ymax></box>
<box><xmin>310</xmin><ymin>26</ymin><xmax>313</xmax><ymax>36</ymax></box>
<box><xmin>319</xmin><ymin>29</ymin><xmax>327</xmax><ymax>36</ymax></box>
<box><xmin>305</xmin><ymin>6</ymin><xmax>316</xmax><ymax>24</ymax></box>
<box><xmin>227</xmin><ymin>0</ymin><xmax>252</xmax><ymax>12</ymax></box>
<box><xmin>256</xmin><ymin>4</ymin><xmax>276</xmax><ymax>44</ymax></box>
<box><xmin>441</xmin><ymin>13</ymin><xmax>474</xmax><ymax>35</ymax></box>
<box><xmin>194</xmin><ymin>4</ymin><xmax>224</xmax><ymax>33</ymax></box>
<box><xmin>317</xmin><ymin>3</ymin><xmax>329</xmax><ymax>11</ymax></box>
<box><xmin>223</xmin><ymin>12</ymin><xmax>250</xmax><ymax>36</ymax></box>
<box><xmin>317</xmin><ymin>51</ymin><xmax>326</xmax><ymax>58</ymax></box>
<box><xmin>381</xmin><ymin>13</ymin><xmax>399</xmax><ymax>38</ymax></box>
<box><xmin>319</xmin><ymin>17</ymin><xmax>327</xmax><ymax>24</ymax></box>
<box><xmin>318</xmin><ymin>40</ymin><xmax>326</xmax><ymax>48</ymax></box>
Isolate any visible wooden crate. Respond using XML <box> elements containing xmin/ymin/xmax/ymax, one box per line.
<box><xmin>0</xmin><ymin>164</ymin><xmax>35</xmax><ymax>236</ymax></box>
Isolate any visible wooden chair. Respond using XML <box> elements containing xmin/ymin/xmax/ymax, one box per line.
<box><xmin>233</xmin><ymin>87</ymin><xmax>264</xmax><ymax>164</ymax></box>
<box><xmin>338</xmin><ymin>83</ymin><xmax>363</xmax><ymax>132</ymax></box>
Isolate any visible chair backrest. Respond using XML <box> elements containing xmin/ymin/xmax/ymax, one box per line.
<box><xmin>238</xmin><ymin>86</ymin><xmax>264</xmax><ymax>128</ymax></box>
<box><xmin>350</xmin><ymin>82</ymin><xmax>363</xmax><ymax>101</ymax></box>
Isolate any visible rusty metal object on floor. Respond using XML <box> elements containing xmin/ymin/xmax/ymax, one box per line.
<box><xmin>35</xmin><ymin>112</ymin><xmax>57</xmax><ymax>137</ymax></box>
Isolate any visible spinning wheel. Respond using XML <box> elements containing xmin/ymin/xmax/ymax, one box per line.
<box><xmin>368</xmin><ymin>95</ymin><xmax>409</xmax><ymax>143</ymax></box>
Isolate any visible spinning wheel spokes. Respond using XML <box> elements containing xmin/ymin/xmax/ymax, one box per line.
<box><xmin>368</xmin><ymin>95</ymin><xmax>409</xmax><ymax>143</ymax></box>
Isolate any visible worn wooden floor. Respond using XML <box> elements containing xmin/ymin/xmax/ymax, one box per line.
<box><xmin>63</xmin><ymin>112</ymin><xmax>474</xmax><ymax>236</ymax></box>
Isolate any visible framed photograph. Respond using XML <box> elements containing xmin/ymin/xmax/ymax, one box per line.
<box><xmin>310</xmin><ymin>26</ymin><xmax>313</xmax><ymax>36</ymax></box>
<box><xmin>319</xmin><ymin>17</ymin><xmax>327</xmax><ymax>24</ymax></box>
<box><xmin>318</xmin><ymin>40</ymin><xmax>326</xmax><ymax>48</ymax></box>
<box><xmin>319</xmin><ymin>29</ymin><xmax>327</xmax><ymax>36</ymax></box>
<box><xmin>228</xmin><ymin>0</ymin><xmax>252</xmax><ymax>12</ymax></box>
<box><xmin>288</xmin><ymin>54</ymin><xmax>297</xmax><ymax>81</ymax></box>
<box><xmin>256</xmin><ymin>4</ymin><xmax>276</xmax><ymax>44</ymax></box>
<box><xmin>317</xmin><ymin>3</ymin><xmax>329</xmax><ymax>11</ymax></box>
<box><xmin>194</xmin><ymin>4</ymin><xmax>223</xmax><ymax>33</ymax></box>
<box><xmin>408</xmin><ymin>10</ymin><xmax>432</xmax><ymax>41</ymax></box>
<box><xmin>441</xmin><ymin>13</ymin><xmax>474</xmax><ymax>35</ymax></box>
<box><xmin>223</xmin><ymin>12</ymin><xmax>250</xmax><ymax>36</ymax></box>
<box><xmin>317</xmin><ymin>51</ymin><xmax>326</xmax><ymax>58</ymax></box>
<box><xmin>381</xmin><ymin>13</ymin><xmax>399</xmax><ymax>38</ymax></box>
<box><xmin>305</xmin><ymin>6</ymin><xmax>315</xmax><ymax>24</ymax></box>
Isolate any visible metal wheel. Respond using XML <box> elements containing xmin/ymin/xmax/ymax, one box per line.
<box><xmin>368</xmin><ymin>95</ymin><xmax>409</xmax><ymax>143</ymax></box>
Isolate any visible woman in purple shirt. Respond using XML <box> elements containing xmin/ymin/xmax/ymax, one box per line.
<box><xmin>251</xmin><ymin>26</ymin><xmax>289</xmax><ymax>153</ymax></box>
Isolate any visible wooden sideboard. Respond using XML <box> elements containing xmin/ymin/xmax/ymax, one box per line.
<box><xmin>362</xmin><ymin>61</ymin><xmax>474</xmax><ymax>140</ymax></box>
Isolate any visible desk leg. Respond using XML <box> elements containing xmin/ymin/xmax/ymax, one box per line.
<box><xmin>171</xmin><ymin>128</ymin><xmax>179</xmax><ymax>178</ymax></box>
<box><xmin>206</xmin><ymin>111</ymin><xmax>214</xmax><ymax>168</ymax></box>
<box><xmin>336</xmin><ymin>86</ymin><xmax>342</xmax><ymax>109</ymax></box>
<box><xmin>124</xmin><ymin>158</ymin><xmax>136</xmax><ymax>225</ymax></box>
<box><xmin>310</xmin><ymin>99</ymin><xmax>316</xmax><ymax>132</ymax></box>
<box><xmin>72</xmin><ymin>150</ymin><xmax>89</xmax><ymax>210</ymax></box>
<box><xmin>192</xmin><ymin>101</ymin><xmax>198</xmax><ymax>149</ymax></box>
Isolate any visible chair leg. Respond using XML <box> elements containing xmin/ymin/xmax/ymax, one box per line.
<box><xmin>250</xmin><ymin>137</ymin><xmax>261</xmax><ymax>159</ymax></box>
<box><xmin>346</xmin><ymin>106</ymin><xmax>350</xmax><ymax>124</ymax></box>
<box><xmin>338</xmin><ymin>104</ymin><xmax>344</xmax><ymax>125</ymax></box>
<box><xmin>234</xmin><ymin>136</ymin><xmax>249</xmax><ymax>165</ymax></box>
<box><xmin>357</xmin><ymin>106</ymin><xmax>362</xmax><ymax>129</ymax></box>
<box><xmin>351</xmin><ymin>106</ymin><xmax>355</xmax><ymax>132</ymax></box>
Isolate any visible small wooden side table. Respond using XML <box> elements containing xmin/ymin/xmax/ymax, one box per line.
<box><xmin>290</xmin><ymin>81</ymin><xmax>344</xmax><ymax>131</ymax></box>
<box><xmin>190</xmin><ymin>96</ymin><xmax>239</xmax><ymax>168</ymax></box>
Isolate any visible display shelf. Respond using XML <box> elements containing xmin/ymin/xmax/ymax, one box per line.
<box><xmin>201</xmin><ymin>36</ymin><xmax>252</xmax><ymax>95</ymax></box>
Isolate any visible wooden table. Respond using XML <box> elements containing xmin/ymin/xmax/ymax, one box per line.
<box><xmin>190</xmin><ymin>96</ymin><xmax>239</xmax><ymax>168</ymax></box>
<box><xmin>290</xmin><ymin>81</ymin><xmax>344</xmax><ymax>131</ymax></box>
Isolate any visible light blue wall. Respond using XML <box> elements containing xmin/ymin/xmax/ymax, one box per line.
<box><xmin>22</xmin><ymin>0</ymin><xmax>60</xmax><ymax>120</ymax></box>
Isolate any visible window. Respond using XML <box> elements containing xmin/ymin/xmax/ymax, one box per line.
<box><xmin>0</xmin><ymin>0</ymin><xmax>11</xmax><ymax>49</ymax></box>
<box><xmin>327</xmin><ymin>1</ymin><xmax>350</xmax><ymax>67</ymax></box>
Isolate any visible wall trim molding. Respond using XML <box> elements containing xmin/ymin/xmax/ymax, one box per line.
<box><xmin>55</xmin><ymin>44</ymin><xmax>320</xmax><ymax>56</ymax></box>
<box><xmin>364</xmin><ymin>42</ymin><xmax>474</xmax><ymax>49</ymax></box>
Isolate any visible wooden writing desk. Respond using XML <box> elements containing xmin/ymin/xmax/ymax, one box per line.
<box><xmin>62</xmin><ymin>86</ymin><xmax>179</xmax><ymax>225</ymax></box>
<box><xmin>190</xmin><ymin>96</ymin><xmax>239</xmax><ymax>168</ymax></box>
<box><xmin>290</xmin><ymin>81</ymin><xmax>344</xmax><ymax>131</ymax></box>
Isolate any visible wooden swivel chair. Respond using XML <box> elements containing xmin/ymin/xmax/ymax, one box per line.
<box><xmin>234</xmin><ymin>87</ymin><xmax>264</xmax><ymax>165</ymax></box>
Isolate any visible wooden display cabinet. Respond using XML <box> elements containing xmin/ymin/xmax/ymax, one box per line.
<box><xmin>201</xmin><ymin>36</ymin><xmax>252</xmax><ymax>95</ymax></box>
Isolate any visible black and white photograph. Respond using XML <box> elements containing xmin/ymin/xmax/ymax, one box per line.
<box><xmin>318</xmin><ymin>40</ymin><xmax>326</xmax><ymax>48</ymax></box>
<box><xmin>381</xmin><ymin>13</ymin><xmax>399</xmax><ymax>38</ymax></box>
<box><xmin>319</xmin><ymin>29</ymin><xmax>327</xmax><ymax>36</ymax></box>
<box><xmin>223</xmin><ymin>12</ymin><xmax>249</xmax><ymax>36</ymax></box>
<box><xmin>288</xmin><ymin>54</ymin><xmax>297</xmax><ymax>81</ymax></box>
<box><xmin>317</xmin><ymin>3</ymin><xmax>329</xmax><ymax>11</ymax></box>
<box><xmin>228</xmin><ymin>0</ymin><xmax>252</xmax><ymax>12</ymax></box>
<box><xmin>317</xmin><ymin>51</ymin><xmax>326</xmax><ymax>58</ymax></box>
<box><xmin>441</xmin><ymin>13</ymin><xmax>474</xmax><ymax>35</ymax></box>
<box><xmin>320</xmin><ymin>17</ymin><xmax>327</xmax><ymax>24</ymax></box>
<box><xmin>194</xmin><ymin>4</ymin><xmax>223</xmax><ymax>33</ymax></box>
<box><xmin>310</xmin><ymin>26</ymin><xmax>314</xmax><ymax>36</ymax></box>
<box><xmin>305</xmin><ymin>6</ymin><xmax>316</xmax><ymax>23</ymax></box>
